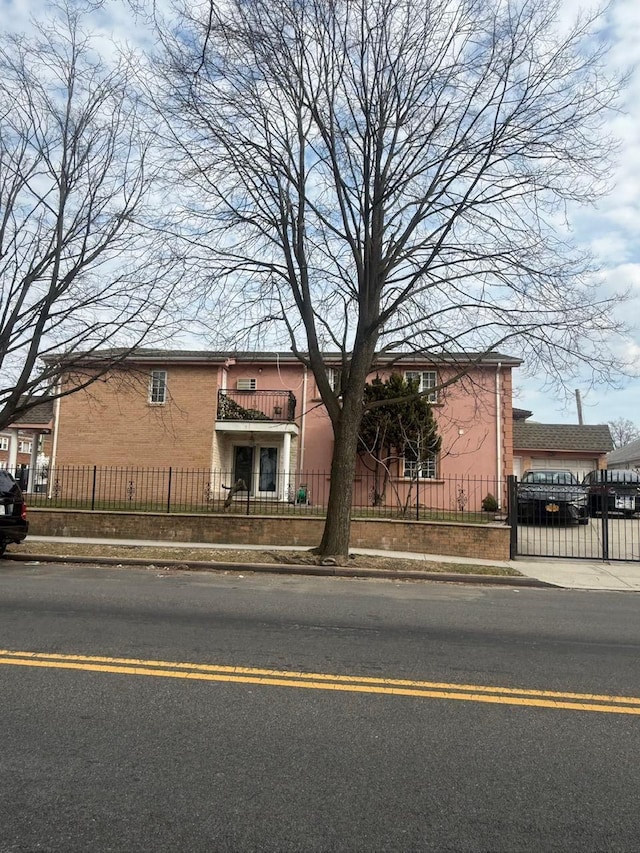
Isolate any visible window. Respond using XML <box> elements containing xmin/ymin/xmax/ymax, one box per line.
<box><xmin>326</xmin><ymin>367</ymin><xmax>340</xmax><ymax>393</ymax></box>
<box><xmin>149</xmin><ymin>370</ymin><xmax>168</xmax><ymax>404</ymax></box>
<box><xmin>0</xmin><ymin>436</ymin><xmax>8</xmax><ymax>452</ymax></box>
<box><xmin>18</xmin><ymin>440</ymin><xmax>32</xmax><ymax>454</ymax></box>
<box><xmin>403</xmin><ymin>450</ymin><xmax>438</xmax><ymax>480</ymax></box>
<box><xmin>405</xmin><ymin>370</ymin><xmax>438</xmax><ymax>403</ymax></box>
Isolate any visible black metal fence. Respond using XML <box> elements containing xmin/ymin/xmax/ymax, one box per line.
<box><xmin>217</xmin><ymin>389</ymin><xmax>296</xmax><ymax>422</ymax></box>
<box><xmin>21</xmin><ymin>464</ymin><xmax>508</xmax><ymax>523</ymax></box>
<box><xmin>513</xmin><ymin>471</ymin><xmax>640</xmax><ymax>562</ymax></box>
<box><xmin>20</xmin><ymin>464</ymin><xmax>640</xmax><ymax>559</ymax></box>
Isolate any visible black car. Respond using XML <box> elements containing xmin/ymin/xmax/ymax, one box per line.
<box><xmin>583</xmin><ymin>469</ymin><xmax>640</xmax><ymax>517</ymax></box>
<box><xmin>517</xmin><ymin>469</ymin><xmax>589</xmax><ymax>524</ymax></box>
<box><xmin>0</xmin><ymin>470</ymin><xmax>28</xmax><ymax>556</ymax></box>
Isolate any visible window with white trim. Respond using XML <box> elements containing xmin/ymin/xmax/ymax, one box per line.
<box><xmin>326</xmin><ymin>367</ymin><xmax>340</xmax><ymax>393</ymax></box>
<box><xmin>149</xmin><ymin>370</ymin><xmax>168</xmax><ymax>404</ymax></box>
<box><xmin>403</xmin><ymin>449</ymin><xmax>438</xmax><ymax>480</ymax></box>
<box><xmin>0</xmin><ymin>436</ymin><xmax>8</xmax><ymax>451</ymax></box>
<box><xmin>405</xmin><ymin>370</ymin><xmax>438</xmax><ymax>403</ymax></box>
<box><xmin>18</xmin><ymin>440</ymin><xmax>32</xmax><ymax>454</ymax></box>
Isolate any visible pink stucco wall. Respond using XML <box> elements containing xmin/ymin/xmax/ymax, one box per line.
<box><xmin>220</xmin><ymin>358</ymin><xmax>513</xmax><ymax>482</ymax></box>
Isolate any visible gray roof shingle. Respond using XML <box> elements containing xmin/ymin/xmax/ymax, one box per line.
<box><xmin>514</xmin><ymin>422</ymin><xmax>613</xmax><ymax>453</ymax></box>
<box><xmin>607</xmin><ymin>437</ymin><xmax>640</xmax><ymax>465</ymax></box>
<box><xmin>10</xmin><ymin>399</ymin><xmax>55</xmax><ymax>426</ymax></box>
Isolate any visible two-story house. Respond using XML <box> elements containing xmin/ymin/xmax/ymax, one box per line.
<box><xmin>48</xmin><ymin>349</ymin><xmax>519</xmax><ymax>510</ymax></box>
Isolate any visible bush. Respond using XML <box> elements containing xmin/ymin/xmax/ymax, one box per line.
<box><xmin>481</xmin><ymin>493</ymin><xmax>499</xmax><ymax>513</ymax></box>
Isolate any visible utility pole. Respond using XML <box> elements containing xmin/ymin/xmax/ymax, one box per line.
<box><xmin>575</xmin><ymin>389</ymin><xmax>584</xmax><ymax>425</ymax></box>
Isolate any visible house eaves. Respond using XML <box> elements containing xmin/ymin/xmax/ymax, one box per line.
<box><xmin>45</xmin><ymin>348</ymin><xmax>521</xmax><ymax>368</ymax></box>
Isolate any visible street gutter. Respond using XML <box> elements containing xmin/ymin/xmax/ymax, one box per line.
<box><xmin>1</xmin><ymin>551</ymin><xmax>558</xmax><ymax>588</ymax></box>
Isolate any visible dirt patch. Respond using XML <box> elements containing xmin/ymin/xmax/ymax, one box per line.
<box><xmin>4</xmin><ymin>541</ymin><xmax>520</xmax><ymax>576</ymax></box>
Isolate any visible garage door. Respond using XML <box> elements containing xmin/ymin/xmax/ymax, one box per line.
<box><xmin>529</xmin><ymin>457</ymin><xmax>597</xmax><ymax>481</ymax></box>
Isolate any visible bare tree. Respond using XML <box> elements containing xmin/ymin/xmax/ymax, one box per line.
<box><xmin>609</xmin><ymin>418</ymin><xmax>640</xmax><ymax>449</ymax></box>
<box><xmin>0</xmin><ymin>3</ymin><xmax>183</xmax><ymax>431</ymax></box>
<box><xmin>159</xmin><ymin>0</ymin><xmax>626</xmax><ymax>556</ymax></box>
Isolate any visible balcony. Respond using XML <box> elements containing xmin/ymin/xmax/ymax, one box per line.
<box><xmin>217</xmin><ymin>390</ymin><xmax>297</xmax><ymax>423</ymax></box>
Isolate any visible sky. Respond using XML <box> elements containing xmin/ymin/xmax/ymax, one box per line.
<box><xmin>2</xmin><ymin>0</ymin><xmax>640</xmax><ymax>427</ymax></box>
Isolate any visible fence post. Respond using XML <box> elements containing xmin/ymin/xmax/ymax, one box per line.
<box><xmin>600</xmin><ymin>470</ymin><xmax>609</xmax><ymax>561</ymax></box>
<box><xmin>166</xmin><ymin>467</ymin><xmax>172</xmax><ymax>514</ymax></box>
<box><xmin>91</xmin><ymin>465</ymin><xmax>97</xmax><ymax>511</ymax></box>
<box><xmin>416</xmin><ymin>473</ymin><xmax>420</xmax><ymax>521</ymax></box>
<box><xmin>246</xmin><ymin>481</ymin><xmax>250</xmax><ymax>516</ymax></box>
<box><xmin>507</xmin><ymin>475</ymin><xmax>518</xmax><ymax>560</ymax></box>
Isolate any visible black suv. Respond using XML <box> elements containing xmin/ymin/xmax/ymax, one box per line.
<box><xmin>583</xmin><ymin>469</ymin><xmax>640</xmax><ymax>517</ymax></box>
<box><xmin>0</xmin><ymin>470</ymin><xmax>28</xmax><ymax>556</ymax></box>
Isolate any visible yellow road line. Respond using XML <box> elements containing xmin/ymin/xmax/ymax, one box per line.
<box><xmin>1</xmin><ymin>650</ymin><xmax>639</xmax><ymax>715</ymax></box>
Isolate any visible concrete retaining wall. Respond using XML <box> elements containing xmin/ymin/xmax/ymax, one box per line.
<box><xmin>28</xmin><ymin>508</ymin><xmax>510</xmax><ymax>561</ymax></box>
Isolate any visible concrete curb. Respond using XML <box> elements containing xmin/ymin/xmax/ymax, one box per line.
<box><xmin>1</xmin><ymin>551</ymin><xmax>559</xmax><ymax>588</ymax></box>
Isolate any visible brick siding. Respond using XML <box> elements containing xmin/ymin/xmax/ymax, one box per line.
<box><xmin>28</xmin><ymin>509</ymin><xmax>510</xmax><ymax>561</ymax></box>
<box><xmin>55</xmin><ymin>365</ymin><xmax>219</xmax><ymax>469</ymax></box>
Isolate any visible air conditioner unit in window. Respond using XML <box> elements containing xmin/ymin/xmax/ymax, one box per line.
<box><xmin>237</xmin><ymin>378</ymin><xmax>257</xmax><ymax>391</ymax></box>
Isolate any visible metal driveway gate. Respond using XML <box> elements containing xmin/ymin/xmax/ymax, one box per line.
<box><xmin>508</xmin><ymin>474</ymin><xmax>640</xmax><ymax>562</ymax></box>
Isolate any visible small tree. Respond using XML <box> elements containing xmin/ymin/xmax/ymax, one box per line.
<box><xmin>359</xmin><ymin>374</ymin><xmax>441</xmax><ymax>508</ymax></box>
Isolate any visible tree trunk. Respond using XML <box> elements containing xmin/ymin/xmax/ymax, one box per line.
<box><xmin>316</xmin><ymin>335</ymin><xmax>378</xmax><ymax>558</ymax></box>
<box><xmin>317</xmin><ymin>407</ymin><xmax>363</xmax><ymax>557</ymax></box>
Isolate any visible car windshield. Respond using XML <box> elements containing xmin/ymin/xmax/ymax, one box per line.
<box><xmin>522</xmin><ymin>471</ymin><xmax>578</xmax><ymax>485</ymax></box>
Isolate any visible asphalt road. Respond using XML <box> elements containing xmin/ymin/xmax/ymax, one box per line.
<box><xmin>1</xmin><ymin>561</ymin><xmax>640</xmax><ymax>852</ymax></box>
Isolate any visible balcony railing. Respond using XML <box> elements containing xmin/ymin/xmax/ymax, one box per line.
<box><xmin>217</xmin><ymin>389</ymin><xmax>296</xmax><ymax>423</ymax></box>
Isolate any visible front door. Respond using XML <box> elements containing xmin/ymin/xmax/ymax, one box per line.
<box><xmin>233</xmin><ymin>446</ymin><xmax>254</xmax><ymax>491</ymax></box>
<box><xmin>233</xmin><ymin>445</ymin><xmax>279</xmax><ymax>496</ymax></box>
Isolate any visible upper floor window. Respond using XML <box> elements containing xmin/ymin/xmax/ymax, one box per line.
<box><xmin>18</xmin><ymin>440</ymin><xmax>32</xmax><ymax>454</ymax></box>
<box><xmin>403</xmin><ymin>450</ymin><xmax>438</xmax><ymax>480</ymax></box>
<box><xmin>405</xmin><ymin>370</ymin><xmax>437</xmax><ymax>403</ymax></box>
<box><xmin>149</xmin><ymin>370</ymin><xmax>168</xmax><ymax>405</ymax></box>
<box><xmin>326</xmin><ymin>367</ymin><xmax>340</xmax><ymax>393</ymax></box>
<box><xmin>0</xmin><ymin>436</ymin><xmax>8</xmax><ymax>452</ymax></box>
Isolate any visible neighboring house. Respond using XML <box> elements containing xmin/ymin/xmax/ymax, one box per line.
<box><xmin>0</xmin><ymin>400</ymin><xmax>54</xmax><ymax>490</ymax></box>
<box><xmin>49</xmin><ymin>349</ymin><xmax>520</xmax><ymax>507</ymax></box>
<box><xmin>606</xmin><ymin>438</ymin><xmax>640</xmax><ymax>470</ymax></box>
<box><xmin>513</xmin><ymin>413</ymin><xmax>613</xmax><ymax>481</ymax></box>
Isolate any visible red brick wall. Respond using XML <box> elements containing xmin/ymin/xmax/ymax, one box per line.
<box><xmin>55</xmin><ymin>365</ymin><xmax>219</xmax><ymax>469</ymax></box>
<box><xmin>29</xmin><ymin>508</ymin><xmax>510</xmax><ymax>561</ymax></box>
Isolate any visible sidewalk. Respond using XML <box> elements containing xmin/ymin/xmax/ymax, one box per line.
<box><xmin>10</xmin><ymin>535</ymin><xmax>640</xmax><ymax>591</ymax></box>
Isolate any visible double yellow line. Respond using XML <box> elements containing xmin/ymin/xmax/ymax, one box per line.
<box><xmin>1</xmin><ymin>648</ymin><xmax>639</xmax><ymax>715</ymax></box>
